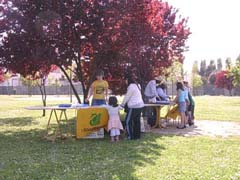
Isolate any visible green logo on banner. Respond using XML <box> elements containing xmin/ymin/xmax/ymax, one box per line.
<box><xmin>89</xmin><ymin>113</ymin><xmax>101</xmax><ymax>126</ymax></box>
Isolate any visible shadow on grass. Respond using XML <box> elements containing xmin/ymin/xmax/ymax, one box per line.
<box><xmin>0</xmin><ymin>122</ymin><xmax>168</xmax><ymax>180</ymax></box>
<box><xmin>0</xmin><ymin>117</ymin><xmax>40</xmax><ymax>126</ymax></box>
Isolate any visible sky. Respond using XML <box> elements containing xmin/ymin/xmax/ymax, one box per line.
<box><xmin>166</xmin><ymin>0</ymin><xmax>240</xmax><ymax>71</ymax></box>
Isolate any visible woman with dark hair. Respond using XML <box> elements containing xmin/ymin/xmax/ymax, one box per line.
<box><xmin>173</xmin><ymin>82</ymin><xmax>188</xmax><ymax>129</ymax></box>
<box><xmin>120</xmin><ymin>73</ymin><xmax>144</xmax><ymax>140</ymax></box>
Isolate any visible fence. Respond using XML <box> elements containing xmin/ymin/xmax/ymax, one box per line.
<box><xmin>0</xmin><ymin>85</ymin><xmax>83</xmax><ymax>95</ymax></box>
<box><xmin>0</xmin><ymin>83</ymin><xmax>239</xmax><ymax>96</ymax></box>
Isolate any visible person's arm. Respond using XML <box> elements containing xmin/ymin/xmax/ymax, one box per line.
<box><xmin>85</xmin><ymin>84</ymin><xmax>94</xmax><ymax>102</ymax></box>
<box><xmin>104</xmin><ymin>81</ymin><xmax>109</xmax><ymax>102</ymax></box>
<box><xmin>173</xmin><ymin>89</ymin><xmax>180</xmax><ymax>103</ymax></box>
<box><xmin>121</xmin><ymin>85</ymin><xmax>134</xmax><ymax>107</ymax></box>
<box><xmin>185</xmin><ymin>90</ymin><xmax>190</xmax><ymax>106</ymax></box>
<box><xmin>147</xmin><ymin>80</ymin><xmax>159</xmax><ymax>99</ymax></box>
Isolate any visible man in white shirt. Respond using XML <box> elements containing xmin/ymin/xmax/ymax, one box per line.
<box><xmin>144</xmin><ymin>76</ymin><xmax>163</xmax><ymax>103</ymax></box>
<box><xmin>144</xmin><ymin>75</ymin><xmax>164</xmax><ymax>126</ymax></box>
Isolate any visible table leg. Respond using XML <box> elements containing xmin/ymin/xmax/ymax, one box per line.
<box><xmin>53</xmin><ymin>109</ymin><xmax>63</xmax><ymax>141</ymax></box>
<box><xmin>63</xmin><ymin>110</ymin><xmax>72</xmax><ymax>137</ymax></box>
<box><xmin>44</xmin><ymin>109</ymin><xmax>71</xmax><ymax>142</ymax></box>
<box><xmin>59</xmin><ymin>109</ymin><xmax>72</xmax><ymax>137</ymax></box>
<box><xmin>152</xmin><ymin>106</ymin><xmax>163</xmax><ymax>129</ymax></box>
<box><xmin>46</xmin><ymin>109</ymin><xmax>53</xmax><ymax>136</ymax></box>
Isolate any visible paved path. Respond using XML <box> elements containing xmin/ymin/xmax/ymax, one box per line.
<box><xmin>149</xmin><ymin>120</ymin><xmax>240</xmax><ymax>137</ymax></box>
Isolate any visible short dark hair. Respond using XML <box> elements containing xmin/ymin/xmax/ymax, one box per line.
<box><xmin>158</xmin><ymin>83</ymin><xmax>166</xmax><ymax>90</ymax></box>
<box><xmin>95</xmin><ymin>69</ymin><xmax>104</xmax><ymax>76</ymax></box>
<box><xmin>124</xmin><ymin>72</ymin><xmax>137</xmax><ymax>85</ymax></box>
<box><xmin>176</xmin><ymin>82</ymin><xmax>184</xmax><ymax>91</ymax></box>
<box><xmin>108</xmin><ymin>96</ymin><xmax>118</xmax><ymax>107</ymax></box>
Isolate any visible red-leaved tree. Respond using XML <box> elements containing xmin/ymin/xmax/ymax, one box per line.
<box><xmin>0</xmin><ymin>0</ymin><xmax>190</xmax><ymax>102</ymax></box>
<box><xmin>0</xmin><ymin>67</ymin><xmax>6</xmax><ymax>83</ymax></box>
<box><xmin>215</xmin><ymin>70</ymin><xmax>234</xmax><ymax>96</ymax></box>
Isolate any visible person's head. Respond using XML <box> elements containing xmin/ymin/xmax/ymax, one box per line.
<box><xmin>183</xmin><ymin>81</ymin><xmax>189</xmax><ymax>87</ymax></box>
<box><xmin>159</xmin><ymin>82</ymin><xmax>167</xmax><ymax>90</ymax></box>
<box><xmin>124</xmin><ymin>72</ymin><xmax>137</xmax><ymax>86</ymax></box>
<box><xmin>108</xmin><ymin>96</ymin><xmax>118</xmax><ymax>107</ymax></box>
<box><xmin>154</xmin><ymin>75</ymin><xmax>163</xmax><ymax>84</ymax></box>
<box><xmin>176</xmin><ymin>81</ymin><xmax>184</xmax><ymax>91</ymax></box>
<box><xmin>95</xmin><ymin>69</ymin><xmax>104</xmax><ymax>80</ymax></box>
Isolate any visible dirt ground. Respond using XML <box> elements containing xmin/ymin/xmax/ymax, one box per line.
<box><xmin>148</xmin><ymin>120</ymin><xmax>240</xmax><ymax>137</ymax></box>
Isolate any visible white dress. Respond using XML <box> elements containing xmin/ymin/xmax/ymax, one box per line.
<box><xmin>105</xmin><ymin>105</ymin><xmax>123</xmax><ymax>131</ymax></box>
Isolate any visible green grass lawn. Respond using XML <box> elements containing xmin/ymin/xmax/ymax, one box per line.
<box><xmin>194</xmin><ymin>95</ymin><xmax>240</xmax><ymax>121</ymax></box>
<box><xmin>0</xmin><ymin>95</ymin><xmax>240</xmax><ymax>180</ymax></box>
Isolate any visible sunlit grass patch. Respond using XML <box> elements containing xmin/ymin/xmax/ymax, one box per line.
<box><xmin>0</xmin><ymin>95</ymin><xmax>240</xmax><ymax>179</ymax></box>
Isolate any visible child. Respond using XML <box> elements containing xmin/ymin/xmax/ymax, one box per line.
<box><xmin>105</xmin><ymin>96</ymin><xmax>123</xmax><ymax>142</ymax></box>
<box><xmin>173</xmin><ymin>82</ymin><xmax>188</xmax><ymax>129</ymax></box>
<box><xmin>85</xmin><ymin>69</ymin><xmax>109</xmax><ymax>106</ymax></box>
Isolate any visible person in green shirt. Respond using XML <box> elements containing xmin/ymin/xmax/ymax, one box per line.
<box><xmin>183</xmin><ymin>81</ymin><xmax>195</xmax><ymax>126</ymax></box>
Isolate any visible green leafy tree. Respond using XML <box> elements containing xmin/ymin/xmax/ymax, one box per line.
<box><xmin>162</xmin><ymin>60</ymin><xmax>184</xmax><ymax>96</ymax></box>
<box><xmin>191</xmin><ymin>61</ymin><xmax>203</xmax><ymax>95</ymax></box>
<box><xmin>236</xmin><ymin>54</ymin><xmax>240</xmax><ymax>64</ymax></box>
<box><xmin>192</xmin><ymin>61</ymin><xmax>199</xmax><ymax>74</ymax></box>
<box><xmin>230</xmin><ymin>60</ymin><xmax>240</xmax><ymax>86</ymax></box>
<box><xmin>192</xmin><ymin>74</ymin><xmax>203</xmax><ymax>95</ymax></box>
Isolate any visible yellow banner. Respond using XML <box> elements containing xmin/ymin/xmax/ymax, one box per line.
<box><xmin>76</xmin><ymin>107</ymin><xmax>109</xmax><ymax>138</ymax></box>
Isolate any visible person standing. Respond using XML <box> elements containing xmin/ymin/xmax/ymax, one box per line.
<box><xmin>183</xmin><ymin>81</ymin><xmax>195</xmax><ymax>125</ymax></box>
<box><xmin>173</xmin><ymin>81</ymin><xmax>188</xmax><ymax>129</ymax></box>
<box><xmin>86</xmin><ymin>69</ymin><xmax>109</xmax><ymax>106</ymax></box>
<box><xmin>144</xmin><ymin>76</ymin><xmax>163</xmax><ymax>103</ymax></box>
<box><xmin>121</xmin><ymin>74</ymin><xmax>144</xmax><ymax>140</ymax></box>
<box><xmin>144</xmin><ymin>76</ymin><xmax>163</xmax><ymax>126</ymax></box>
<box><xmin>104</xmin><ymin>96</ymin><xmax>124</xmax><ymax>142</ymax></box>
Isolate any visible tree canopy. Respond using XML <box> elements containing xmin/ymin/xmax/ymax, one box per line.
<box><xmin>0</xmin><ymin>68</ymin><xmax>6</xmax><ymax>83</ymax></box>
<box><xmin>0</xmin><ymin>0</ymin><xmax>190</xmax><ymax>102</ymax></box>
<box><xmin>215</xmin><ymin>70</ymin><xmax>234</xmax><ymax>95</ymax></box>
<box><xmin>230</xmin><ymin>60</ymin><xmax>240</xmax><ymax>86</ymax></box>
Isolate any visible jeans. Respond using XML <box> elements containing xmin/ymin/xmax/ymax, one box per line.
<box><xmin>125</xmin><ymin>107</ymin><xmax>143</xmax><ymax>140</ymax></box>
<box><xmin>91</xmin><ymin>99</ymin><xmax>106</xmax><ymax>106</ymax></box>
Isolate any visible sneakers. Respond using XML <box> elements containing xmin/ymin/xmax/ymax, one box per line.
<box><xmin>189</xmin><ymin>122</ymin><xmax>194</xmax><ymax>126</ymax></box>
<box><xmin>177</xmin><ymin>125</ymin><xmax>186</xmax><ymax>129</ymax></box>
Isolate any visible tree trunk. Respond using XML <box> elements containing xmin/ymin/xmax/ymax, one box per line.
<box><xmin>59</xmin><ymin>66</ymin><xmax>81</xmax><ymax>103</ymax></box>
<box><xmin>38</xmin><ymin>78</ymin><xmax>47</xmax><ymax>117</ymax></box>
